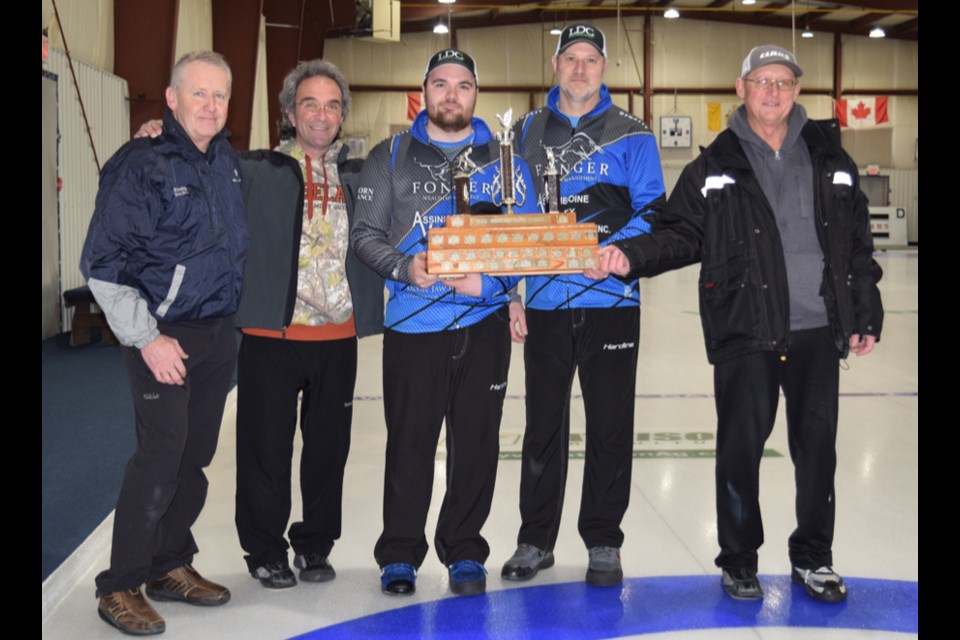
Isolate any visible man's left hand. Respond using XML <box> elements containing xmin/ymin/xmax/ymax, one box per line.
<box><xmin>508</xmin><ymin>301</ymin><xmax>527</xmax><ymax>343</ymax></box>
<box><xmin>442</xmin><ymin>273</ymin><xmax>482</xmax><ymax>297</ymax></box>
<box><xmin>583</xmin><ymin>267</ymin><xmax>609</xmax><ymax>280</ymax></box>
<box><xmin>849</xmin><ymin>334</ymin><xmax>877</xmax><ymax>356</ymax></box>
<box><xmin>596</xmin><ymin>246</ymin><xmax>632</xmax><ymax>277</ymax></box>
<box><xmin>134</xmin><ymin>119</ymin><xmax>163</xmax><ymax>139</ymax></box>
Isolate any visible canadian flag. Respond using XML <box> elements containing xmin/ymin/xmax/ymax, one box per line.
<box><xmin>835</xmin><ymin>96</ymin><xmax>889</xmax><ymax>128</ymax></box>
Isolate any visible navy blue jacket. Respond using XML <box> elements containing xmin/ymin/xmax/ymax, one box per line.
<box><xmin>81</xmin><ymin>109</ymin><xmax>248</xmax><ymax>330</ymax></box>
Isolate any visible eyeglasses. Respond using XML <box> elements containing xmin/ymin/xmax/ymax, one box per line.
<box><xmin>299</xmin><ymin>100</ymin><xmax>344</xmax><ymax>116</ymax></box>
<box><xmin>744</xmin><ymin>77</ymin><xmax>798</xmax><ymax>91</ymax></box>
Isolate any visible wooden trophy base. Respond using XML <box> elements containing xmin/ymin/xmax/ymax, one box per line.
<box><xmin>427</xmin><ymin>212</ymin><xmax>599</xmax><ymax>276</ymax></box>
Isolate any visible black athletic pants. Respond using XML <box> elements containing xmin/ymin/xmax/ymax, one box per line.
<box><xmin>235</xmin><ymin>334</ymin><xmax>357</xmax><ymax>572</ymax></box>
<box><xmin>95</xmin><ymin>316</ymin><xmax>236</xmax><ymax>596</ymax></box>
<box><xmin>374</xmin><ymin>311</ymin><xmax>511</xmax><ymax>568</ymax></box>
<box><xmin>713</xmin><ymin>326</ymin><xmax>840</xmax><ymax>572</ymax></box>
<box><xmin>517</xmin><ymin>306</ymin><xmax>640</xmax><ymax>551</ymax></box>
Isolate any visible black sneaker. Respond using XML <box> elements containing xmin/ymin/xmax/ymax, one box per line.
<box><xmin>792</xmin><ymin>566</ymin><xmax>848</xmax><ymax>603</ymax></box>
<box><xmin>721</xmin><ymin>567</ymin><xmax>763</xmax><ymax>600</ymax></box>
<box><xmin>294</xmin><ymin>553</ymin><xmax>336</xmax><ymax>583</ymax></box>
<box><xmin>501</xmin><ymin>544</ymin><xmax>555</xmax><ymax>582</ymax></box>
<box><xmin>251</xmin><ymin>560</ymin><xmax>297</xmax><ymax>589</ymax></box>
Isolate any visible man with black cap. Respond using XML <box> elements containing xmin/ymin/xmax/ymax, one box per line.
<box><xmin>352</xmin><ymin>49</ymin><xmax>538</xmax><ymax>597</ymax></box>
<box><xmin>597</xmin><ymin>44</ymin><xmax>883</xmax><ymax>603</ymax></box>
<box><xmin>502</xmin><ymin>24</ymin><xmax>665</xmax><ymax>587</ymax></box>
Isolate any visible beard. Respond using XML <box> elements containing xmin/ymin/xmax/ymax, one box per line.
<box><xmin>427</xmin><ymin>104</ymin><xmax>472</xmax><ymax>133</ymax></box>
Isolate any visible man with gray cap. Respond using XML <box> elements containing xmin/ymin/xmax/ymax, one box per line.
<box><xmin>598</xmin><ymin>44</ymin><xmax>883</xmax><ymax>603</ymax></box>
<box><xmin>503</xmin><ymin>23</ymin><xmax>665</xmax><ymax>587</ymax></box>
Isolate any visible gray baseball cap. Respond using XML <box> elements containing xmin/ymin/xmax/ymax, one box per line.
<box><xmin>740</xmin><ymin>45</ymin><xmax>803</xmax><ymax>78</ymax></box>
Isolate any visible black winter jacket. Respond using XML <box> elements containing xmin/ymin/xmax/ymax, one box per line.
<box><xmin>615</xmin><ymin>118</ymin><xmax>883</xmax><ymax>364</ymax></box>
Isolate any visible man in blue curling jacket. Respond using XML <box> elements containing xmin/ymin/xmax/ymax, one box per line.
<box><xmin>501</xmin><ymin>23</ymin><xmax>666</xmax><ymax>588</ymax></box>
<box><xmin>352</xmin><ymin>49</ymin><xmax>538</xmax><ymax>597</ymax></box>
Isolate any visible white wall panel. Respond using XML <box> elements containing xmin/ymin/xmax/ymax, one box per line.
<box><xmin>843</xmin><ymin>35</ymin><xmax>918</xmax><ymax>90</ymax></box>
<box><xmin>652</xmin><ymin>17</ymin><xmax>833</xmax><ymax>90</ymax></box>
<box><xmin>250</xmin><ymin>14</ymin><xmax>271</xmax><ymax>151</ymax></box>
<box><xmin>46</xmin><ymin>50</ymin><xmax>129</xmax><ymax>331</ymax></box>
<box><xmin>175</xmin><ymin>0</ymin><xmax>214</xmax><ymax>59</ymax></box>
<box><xmin>41</xmin><ymin>0</ymin><xmax>114</xmax><ymax>72</ymax></box>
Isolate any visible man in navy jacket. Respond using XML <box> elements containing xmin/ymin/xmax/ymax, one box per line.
<box><xmin>81</xmin><ymin>51</ymin><xmax>246</xmax><ymax>635</ymax></box>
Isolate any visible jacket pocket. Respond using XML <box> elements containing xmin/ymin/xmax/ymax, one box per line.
<box><xmin>698</xmin><ymin>257</ymin><xmax>755</xmax><ymax>351</ymax></box>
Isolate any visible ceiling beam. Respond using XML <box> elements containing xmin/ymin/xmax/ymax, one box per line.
<box><xmin>833</xmin><ymin>1</ymin><xmax>917</xmax><ymax>10</ymax></box>
<box><xmin>755</xmin><ymin>2</ymin><xmax>789</xmax><ymax>23</ymax></box>
<box><xmin>891</xmin><ymin>16</ymin><xmax>918</xmax><ymax>34</ymax></box>
<box><xmin>398</xmin><ymin>1</ymin><xmax>917</xmax><ymax>41</ymax></box>
<box><xmin>802</xmin><ymin>7</ymin><xmax>838</xmax><ymax>27</ymax></box>
<box><xmin>848</xmin><ymin>11</ymin><xmax>887</xmax><ymax>28</ymax></box>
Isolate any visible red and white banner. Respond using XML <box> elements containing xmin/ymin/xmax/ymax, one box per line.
<box><xmin>406</xmin><ymin>92</ymin><xmax>421</xmax><ymax>121</ymax></box>
<box><xmin>835</xmin><ymin>97</ymin><xmax>889</xmax><ymax>128</ymax></box>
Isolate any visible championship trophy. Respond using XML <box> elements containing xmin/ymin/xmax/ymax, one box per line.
<box><xmin>427</xmin><ymin>109</ymin><xmax>599</xmax><ymax>276</ymax></box>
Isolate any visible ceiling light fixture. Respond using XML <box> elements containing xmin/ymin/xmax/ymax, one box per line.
<box><xmin>869</xmin><ymin>26</ymin><xmax>886</xmax><ymax>38</ymax></box>
<box><xmin>434</xmin><ymin>21</ymin><xmax>449</xmax><ymax>34</ymax></box>
<box><xmin>664</xmin><ymin>8</ymin><xmax>680</xmax><ymax>19</ymax></box>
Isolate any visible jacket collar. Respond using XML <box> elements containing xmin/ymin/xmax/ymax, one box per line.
<box><xmin>710</xmin><ymin>113</ymin><xmax>842</xmax><ymax>170</ymax></box>
<box><xmin>409</xmin><ymin>109</ymin><xmax>494</xmax><ymax>147</ymax></box>
<box><xmin>276</xmin><ymin>137</ymin><xmax>345</xmax><ymax>164</ymax></box>
<box><xmin>728</xmin><ymin>103</ymin><xmax>809</xmax><ymax>155</ymax></box>
<box><xmin>161</xmin><ymin>108</ymin><xmax>231</xmax><ymax>159</ymax></box>
<box><xmin>546</xmin><ymin>84</ymin><xmax>612</xmax><ymax>122</ymax></box>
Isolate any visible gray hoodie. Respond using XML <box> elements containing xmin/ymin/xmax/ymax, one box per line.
<box><xmin>728</xmin><ymin>103</ymin><xmax>828</xmax><ymax>331</ymax></box>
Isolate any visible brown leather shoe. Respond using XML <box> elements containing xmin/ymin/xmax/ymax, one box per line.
<box><xmin>98</xmin><ymin>588</ymin><xmax>165</xmax><ymax>636</ymax></box>
<box><xmin>145</xmin><ymin>564</ymin><xmax>231</xmax><ymax>607</ymax></box>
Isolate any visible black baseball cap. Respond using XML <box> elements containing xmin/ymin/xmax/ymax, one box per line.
<box><xmin>423</xmin><ymin>49</ymin><xmax>479</xmax><ymax>84</ymax></box>
<box><xmin>555</xmin><ymin>23</ymin><xmax>607</xmax><ymax>58</ymax></box>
